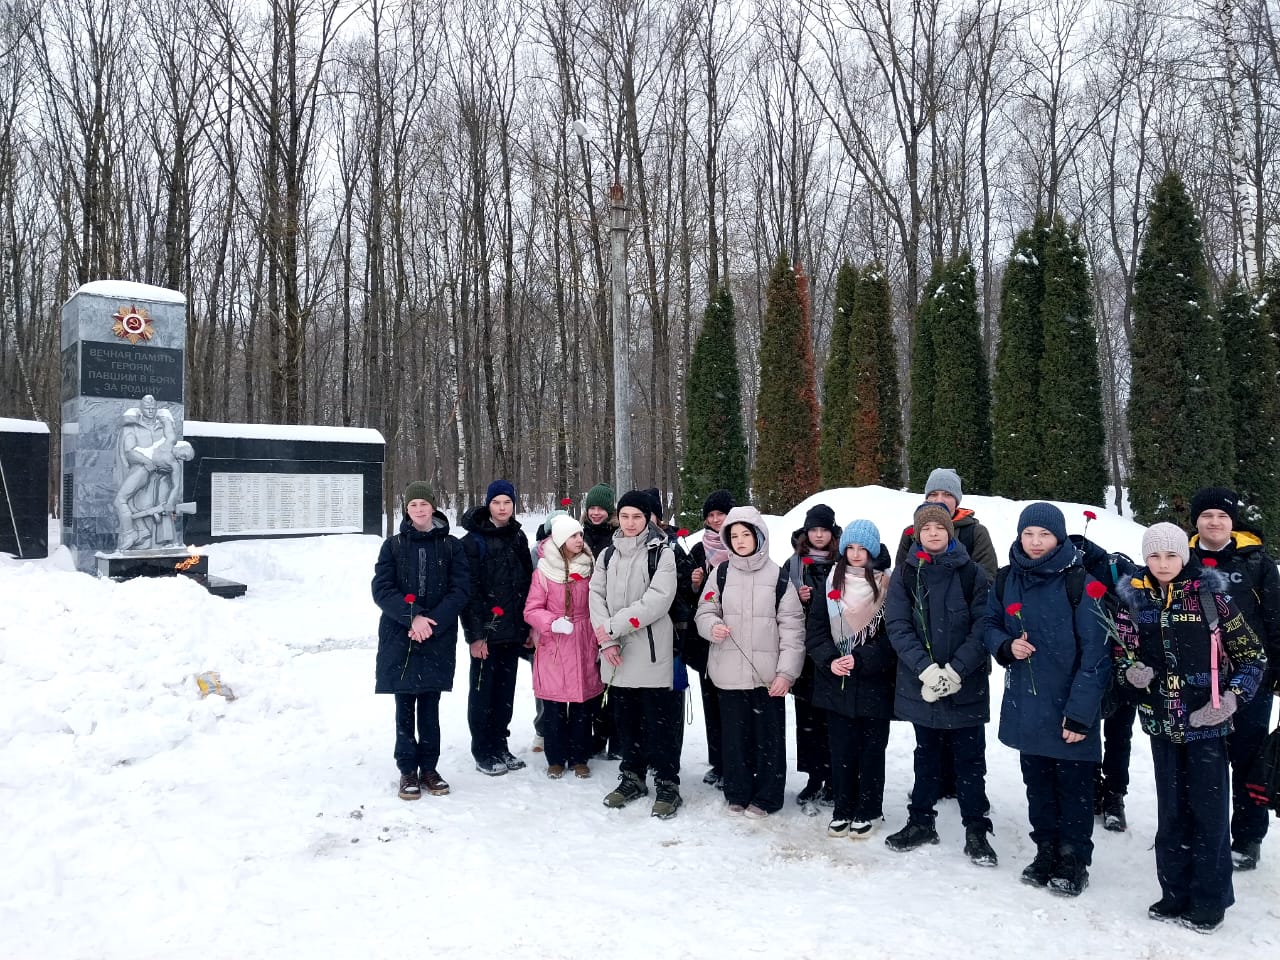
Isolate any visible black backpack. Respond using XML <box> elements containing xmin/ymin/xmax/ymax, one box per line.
<box><xmin>1245</xmin><ymin>724</ymin><xmax>1280</xmax><ymax>816</ymax></box>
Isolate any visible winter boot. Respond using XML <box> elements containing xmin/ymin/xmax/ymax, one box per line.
<box><xmin>1147</xmin><ymin>897</ymin><xmax>1188</xmax><ymax>924</ymax></box>
<box><xmin>885</xmin><ymin>820</ymin><xmax>940</xmax><ymax>852</ymax></box>
<box><xmin>1180</xmin><ymin>905</ymin><xmax>1225</xmax><ymax>934</ymax></box>
<box><xmin>420</xmin><ymin>770</ymin><xmax>450</xmax><ymax>796</ymax></box>
<box><xmin>603</xmin><ymin>771</ymin><xmax>648</xmax><ymax>808</ymax></box>
<box><xmin>1047</xmin><ymin>848</ymin><xmax>1089</xmax><ymax>897</ymax></box>
<box><xmin>964</xmin><ymin>821</ymin><xmax>998</xmax><ymax>867</ymax></box>
<box><xmin>702</xmin><ymin>768</ymin><xmax>723</xmax><ymax>787</ymax></box>
<box><xmin>818</xmin><ymin>781</ymin><xmax>835</xmax><ymax>807</ymax></box>
<box><xmin>796</xmin><ymin>776</ymin><xmax>823</xmax><ymax>805</ymax></box>
<box><xmin>398</xmin><ymin>771</ymin><xmax>421</xmax><ymax>800</ymax></box>
<box><xmin>1020</xmin><ymin>843</ymin><xmax>1056</xmax><ymax>887</ymax></box>
<box><xmin>475</xmin><ymin>757</ymin><xmax>508</xmax><ymax>776</ymax></box>
<box><xmin>651</xmin><ymin>780</ymin><xmax>682</xmax><ymax>819</ymax></box>
<box><xmin>1231</xmin><ymin>840</ymin><xmax>1260</xmax><ymax>871</ymax></box>
<box><xmin>499</xmin><ymin>749</ymin><xmax>526</xmax><ymax>771</ymax></box>
<box><xmin>1102</xmin><ymin>793</ymin><xmax>1127</xmax><ymax>833</ymax></box>
<box><xmin>546</xmin><ymin>764</ymin><xmax>566</xmax><ymax>779</ymax></box>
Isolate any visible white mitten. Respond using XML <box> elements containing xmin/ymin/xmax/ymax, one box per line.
<box><xmin>551</xmin><ymin>616</ymin><xmax>574</xmax><ymax>635</ymax></box>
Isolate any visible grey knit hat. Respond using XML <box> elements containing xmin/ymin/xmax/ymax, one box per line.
<box><xmin>925</xmin><ymin>467</ymin><xmax>963</xmax><ymax>505</ymax></box>
<box><xmin>1141</xmin><ymin>522</ymin><xmax>1190</xmax><ymax>564</ymax></box>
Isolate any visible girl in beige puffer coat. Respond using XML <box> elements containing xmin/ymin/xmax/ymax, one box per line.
<box><xmin>695</xmin><ymin>505</ymin><xmax>806</xmax><ymax>817</ymax></box>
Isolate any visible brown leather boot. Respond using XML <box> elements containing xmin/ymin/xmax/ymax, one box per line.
<box><xmin>420</xmin><ymin>771</ymin><xmax>450</xmax><ymax>796</ymax></box>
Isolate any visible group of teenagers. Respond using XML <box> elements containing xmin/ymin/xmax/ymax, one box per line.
<box><xmin>370</xmin><ymin>468</ymin><xmax>1279</xmax><ymax>935</ymax></box>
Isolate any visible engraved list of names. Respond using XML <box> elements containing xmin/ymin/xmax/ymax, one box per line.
<box><xmin>211</xmin><ymin>472</ymin><xmax>363</xmax><ymax>537</ymax></box>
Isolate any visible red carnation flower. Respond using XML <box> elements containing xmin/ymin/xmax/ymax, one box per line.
<box><xmin>915</xmin><ymin>551</ymin><xmax>930</xmax><ymax>562</ymax></box>
<box><xmin>1085</xmin><ymin>581</ymin><xmax>1108</xmax><ymax>600</ymax></box>
<box><xmin>1083</xmin><ymin>510</ymin><xmax>1097</xmax><ymax>521</ymax></box>
<box><xmin>801</xmin><ymin>556</ymin><xmax>815</xmax><ymax>566</ymax></box>
<box><xmin>827</xmin><ymin>589</ymin><xmax>841</xmax><ymax>600</ymax></box>
<box><xmin>1202</xmin><ymin>557</ymin><xmax>1218</xmax><ymax>568</ymax></box>
<box><xmin>1006</xmin><ymin>602</ymin><xmax>1023</xmax><ymax>616</ymax></box>
<box><xmin>704</xmin><ymin>591</ymin><xmax>716</xmax><ymax>601</ymax></box>
<box><xmin>404</xmin><ymin>594</ymin><xmax>416</xmax><ymax>604</ymax></box>
<box><xmin>491</xmin><ymin>606</ymin><xmax>504</xmax><ymax>617</ymax></box>
<box><xmin>629</xmin><ymin>617</ymin><xmax>640</xmax><ymax>628</ymax></box>
<box><xmin>904</xmin><ymin>526</ymin><xmax>915</xmax><ymax>536</ymax></box>
<box><xmin>561</xmin><ymin>497</ymin><xmax>572</xmax><ymax>506</ymax></box>
<box><xmin>677</xmin><ymin>528</ymin><xmax>689</xmax><ymax>538</ymax></box>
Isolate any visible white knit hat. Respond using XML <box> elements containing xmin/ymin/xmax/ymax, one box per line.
<box><xmin>550</xmin><ymin>514</ymin><xmax>584</xmax><ymax>548</ymax></box>
<box><xmin>1141</xmin><ymin>522</ymin><xmax>1189</xmax><ymax>564</ymax></box>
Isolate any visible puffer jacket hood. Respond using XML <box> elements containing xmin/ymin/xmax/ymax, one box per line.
<box><xmin>722</xmin><ymin>506</ymin><xmax>771</xmax><ymax>573</ymax></box>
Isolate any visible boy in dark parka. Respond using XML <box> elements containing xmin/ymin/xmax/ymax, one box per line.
<box><xmin>371</xmin><ymin>482</ymin><xmax>470</xmax><ymax>799</ymax></box>
<box><xmin>461</xmin><ymin>479</ymin><xmax>534</xmax><ymax>775</ymax></box>
<box><xmin>984</xmin><ymin>503</ymin><xmax>1110</xmax><ymax>896</ymax></box>
<box><xmin>884</xmin><ymin>502</ymin><xmax>997</xmax><ymax>866</ymax></box>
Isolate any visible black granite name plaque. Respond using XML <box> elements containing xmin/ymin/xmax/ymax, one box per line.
<box><xmin>80</xmin><ymin>342</ymin><xmax>184</xmax><ymax>402</ymax></box>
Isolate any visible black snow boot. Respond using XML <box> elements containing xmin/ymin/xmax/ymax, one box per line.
<box><xmin>964</xmin><ymin>821</ymin><xmax>998</xmax><ymax>867</ymax></box>
<box><xmin>1020</xmin><ymin>843</ymin><xmax>1055</xmax><ymax>887</ymax></box>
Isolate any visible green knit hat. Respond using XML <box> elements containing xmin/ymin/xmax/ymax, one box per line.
<box><xmin>584</xmin><ymin>483</ymin><xmax>615</xmax><ymax>513</ymax></box>
<box><xmin>404</xmin><ymin>481</ymin><xmax>436</xmax><ymax>507</ymax></box>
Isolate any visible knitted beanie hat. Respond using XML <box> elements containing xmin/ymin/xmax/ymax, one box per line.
<box><xmin>925</xmin><ymin>467</ymin><xmax>963</xmax><ymax>505</ymax></box>
<box><xmin>1190</xmin><ymin>487</ymin><xmax>1241</xmax><ymax>527</ymax></box>
<box><xmin>404</xmin><ymin>481</ymin><xmax>436</xmax><ymax>506</ymax></box>
<box><xmin>913</xmin><ymin>502</ymin><xmax>955</xmax><ymax>541</ymax></box>
<box><xmin>485</xmin><ymin>479</ymin><xmax>516</xmax><ymax>505</ymax></box>
<box><xmin>1141</xmin><ymin>522</ymin><xmax>1190</xmax><ymax>564</ymax></box>
<box><xmin>840</xmin><ymin>519</ymin><xmax>881</xmax><ymax>557</ymax></box>
<box><xmin>803</xmin><ymin>503</ymin><xmax>837</xmax><ymax>533</ymax></box>
<box><xmin>550</xmin><ymin>514</ymin><xmax>584</xmax><ymax>549</ymax></box>
<box><xmin>702</xmin><ymin>488</ymin><xmax>736</xmax><ymax>519</ymax></box>
<box><xmin>1017</xmin><ymin>502</ymin><xmax>1068</xmax><ymax>544</ymax></box>
<box><xmin>616</xmin><ymin>489</ymin><xmax>653</xmax><ymax>517</ymax></box>
<box><xmin>584</xmin><ymin>483</ymin><xmax>615</xmax><ymax>513</ymax></box>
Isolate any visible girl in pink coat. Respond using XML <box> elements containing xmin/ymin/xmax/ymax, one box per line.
<box><xmin>524</xmin><ymin>514</ymin><xmax>605</xmax><ymax>779</ymax></box>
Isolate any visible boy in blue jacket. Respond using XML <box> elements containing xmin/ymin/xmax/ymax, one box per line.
<box><xmin>984</xmin><ymin>503</ymin><xmax>1110</xmax><ymax>896</ymax></box>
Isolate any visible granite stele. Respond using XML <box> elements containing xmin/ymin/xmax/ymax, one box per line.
<box><xmin>60</xmin><ymin>280</ymin><xmax>200</xmax><ymax>578</ymax></box>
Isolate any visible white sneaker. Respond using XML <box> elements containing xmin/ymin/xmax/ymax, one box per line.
<box><xmin>848</xmin><ymin>820</ymin><xmax>874</xmax><ymax>838</ymax></box>
<box><xmin>828</xmin><ymin>819</ymin><xmax>851</xmax><ymax>837</ymax></box>
<box><xmin>744</xmin><ymin>804</ymin><xmax>769</xmax><ymax>820</ymax></box>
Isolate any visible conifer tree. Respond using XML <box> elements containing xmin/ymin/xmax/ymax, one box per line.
<box><xmin>753</xmin><ymin>254</ymin><xmax>821</xmax><ymax>514</ymax></box>
<box><xmin>907</xmin><ymin>262</ymin><xmax>943</xmax><ymax>488</ymax></box>
<box><xmin>1037</xmin><ymin>218</ymin><xmax>1107</xmax><ymax>505</ymax></box>
<box><xmin>819</xmin><ymin>262</ymin><xmax>858</xmax><ymax>487</ymax></box>
<box><xmin>992</xmin><ymin>218</ymin><xmax>1048</xmax><ymax>498</ymax></box>
<box><xmin>679</xmin><ymin>284</ymin><xmax>749</xmax><ymax>527</ymax></box>
<box><xmin>863</xmin><ymin>265</ymin><xmax>904</xmax><ymax>488</ymax></box>
<box><xmin>1128</xmin><ymin>171</ymin><xmax>1234</xmax><ymax>526</ymax></box>
<box><xmin>1221</xmin><ymin>272</ymin><xmax>1280</xmax><ymax>543</ymax></box>
<box><xmin>918</xmin><ymin>255</ymin><xmax>994</xmax><ymax>493</ymax></box>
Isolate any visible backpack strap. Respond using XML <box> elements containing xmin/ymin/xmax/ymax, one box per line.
<box><xmin>716</xmin><ymin>561</ymin><xmax>728</xmax><ymax>596</ymax></box>
<box><xmin>785</xmin><ymin>555</ymin><xmax>804</xmax><ymax>588</ymax></box>
<box><xmin>601</xmin><ymin>543</ymin><xmax>616</xmax><ymax>572</ymax></box>
<box><xmin>993</xmin><ymin>565</ymin><xmax>1010</xmax><ymax>608</ymax></box>
<box><xmin>775</xmin><ymin>566</ymin><xmax>791</xmax><ymax>610</ymax></box>
<box><xmin>959</xmin><ymin>561</ymin><xmax>977</xmax><ymax>605</ymax></box>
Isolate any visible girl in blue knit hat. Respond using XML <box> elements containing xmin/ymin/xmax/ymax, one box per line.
<box><xmin>804</xmin><ymin>519</ymin><xmax>896</xmax><ymax>838</ymax></box>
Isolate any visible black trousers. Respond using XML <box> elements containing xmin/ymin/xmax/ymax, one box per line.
<box><xmin>394</xmin><ymin>692</ymin><xmax>442</xmax><ymax>774</ymax></box>
<box><xmin>1150</xmin><ymin>736</ymin><xmax>1234</xmax><ymax>912</ymax></box>
<box><xmin>908</xmin><ymin>724</ymin><xmax>991</xmax><ymax>828</ymax></box>
<box><xmin>1020</xmin><ymin>754</ymin><xmax>1096</xmax><ymax>862</ymax></box>
<box><xmin>467</xmin><ymin>644</ymin><xmax>522</xmax><ymax>762</ymax></box>
<box><xmin>719</xmin><ymin>688</ymin><xmax>787</xmax><ymax>813</ymax></box>
<box><xmin>1228</xmin><ymin>691</ymin><xmax>1273</xmax><ymax>848</ymax></box>
<box><xmin>698</xmin><ymin>670</ymin><xmax>723</xmax><ymax>773</ymax></box>
<box><xmin>542</xmin><ymin>699</ymin><xmax>595</xmax><ymax>767</ymax></box>
<box><xmin>591</xmin><ymin>692</ymin><xmax>615</xmax><ymax>755</ymax></box>
<box><xmin>1097</xmin><ymin>699</ymin><xmax>1138</xmax><ymax>797</ymax></box>
<box><xmin>794</xmin><ymin>695</ymin><xmax>831</xmax><ymax>780</ymax></box>
<box><xmin>613</xmin><ymin>686</ymin><xmax>683</xmax><ymax>784</ymax></box>
<box><xmin>827</xmin><ymin>714</ymin><xmax>890</xmax><ymax>822</ymax></box>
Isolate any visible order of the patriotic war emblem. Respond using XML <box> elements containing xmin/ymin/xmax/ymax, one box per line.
<box><xmin>111</xmin><ymin>304</ymin><xmax>155</xmax><ymax>344</ymax></box>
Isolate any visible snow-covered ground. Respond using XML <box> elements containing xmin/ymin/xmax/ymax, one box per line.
<box><xmin>2</xmin><ymin>487</ymin><xmax>1277</xmax><ymax>959</ymax></box>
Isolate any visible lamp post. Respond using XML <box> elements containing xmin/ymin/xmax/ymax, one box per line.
<box><xmin>573</xmin><ymin>119</ymin><xmax>632</xmax><ymax>495</ymax></box>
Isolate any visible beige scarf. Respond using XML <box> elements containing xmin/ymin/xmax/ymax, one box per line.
<box><xmin>827</xmin><ymin>567</ymin><xmax>889</xmax><ymax>648</ymax></box>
